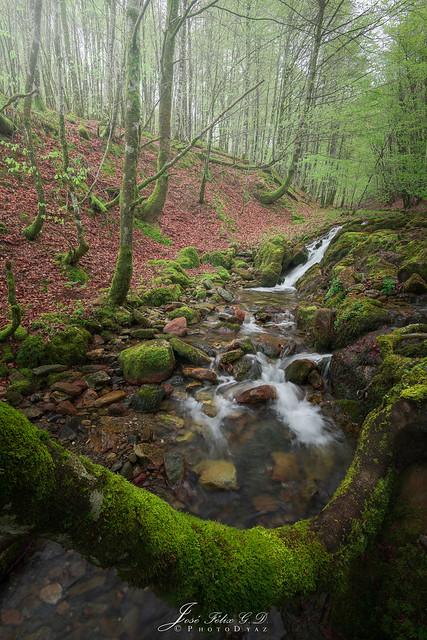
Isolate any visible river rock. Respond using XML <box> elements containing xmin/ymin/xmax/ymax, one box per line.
<box><xmin>84</xmin><ymin>370</ymin><xmax>111</xmax><ymax>389</ymax></box>
<box><xmin>403</xmin><ymin>273</ymin><xmax>427</xmax><ymax>294</ymax></box>
<box><xmin>195</xmin><ymin>459</ymin><xmax>238</xmax><ymax>490</ymax></box>
<box><xmin>164</xmin><ymin>451</ymin><xmax>184</xmax><ymax>486</ymax></box>
<box><xmin>182</xmin><ymin>366</ymin><xmax>217</xmax><ymax>383</ymax></box>
<box><xmin>217</xmin><ymin>287</ymin><xmax>235</xmax><ymax>303</ymax></box>
<box><xmin>50</xmin><ymin>380</ymin><xmax>87</xmax><ymax>397</ymax></box>
<box><xmin>93</xmin><ymin>390</ymin><xmax>126</xmax><ymax>408</ymax></box>
<box><xmin>285</xmin><ymin>359</ymin><xmax>317</xmax><ymax>385</ymax></box>
<box><xmin>119</xmin><ymin>340</ymin><xmax>175</xmax><ymax>384</ymax></box>
<box><xmin>168</xmin><ymin>336</ymin><xmax>211</xmax><ymax>366</ymax></box>
<box><xmin>271</xmin><ymin>451</ymin><xmax>300</xmax><ymax>482</ymax></box>
<box><xmin>218</xmin><ymin>349</ymin><xmax>244</xmax><ymax>367</ymax></box>
<box><xmin>233</xmin><ymin>354</ymin><xmax>262</xmax><ymax>381</ymax></box>
<box><xmin>130</xmin><ymin>385</ymin><xmax>166</xmax><ymax>412</ymax></box>
<box><xmin>235</xmin><ymin>384</ymin><xmax>277</xmax><ymax>404</ymax></box>
<box><xmin>163</xmin><ymin>316</ymin><xmax>188</xmax><ymax>336</ymax></box>
<box><xmin>32</xmin><ymin>364</ymin><xmax>67</xmax><ymax>377</ymax></box>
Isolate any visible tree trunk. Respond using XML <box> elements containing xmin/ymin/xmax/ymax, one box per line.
<box><xmin>138</xmin><ymin>0</ymin><xmax>179</xmax><ymax>222</ymax></box>
<box><xmin>1</xmin><ymin>377</ymin><xmax>425</xmax><ymax>612</ymax></box>
<box><xmin>258</xmin><ymin>0</ymin><xmax>326</xmax><ymax>205</ymax></box>
<box><xmin>22</xmin><ymin>0</ymin><xmax>47</xmax><ymax>242</ymax></box>
<box><xmin>60</xmin><ymin>0</ymin><xmax>83</xmax><ymax>117</ymax></box>
<box><xmin>109</xmin><ymin>0</ymin><xmax>144</xmax><ymax>305</ymax></box>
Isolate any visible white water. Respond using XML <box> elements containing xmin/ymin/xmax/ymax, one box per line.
<box><xmin>183</xmin><ymin>350</ymin><xmax>334</xmax><ymax>449</ymax></box>
<box><xmin>257</xmin><ymin>353</ymin><xmax>334</xmax><ymax>445</ymax></box>
<box><xmin>254</xmin><ymin>225</ymin><xmax>342</xmax><ymax>292</ymax></box>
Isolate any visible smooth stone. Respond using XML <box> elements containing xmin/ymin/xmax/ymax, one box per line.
<box><xmin>32</xmin><ymin>364</ymin><xmax>67</xmax><ymax>377</ymax></box>
<box><xmin>195</xmin><ymin>459</ymin><xmax>238</xmax><ymax>490</ymax></box>
<box><xmin>39</xmin><ymin>582</ymin><xmax>63</xmax><ymax>605</ymax></box>
<box><xmin>164</xmin><ymin>451</ymin><xmax>184</xmax><ymax>486</ymax></box>
<box><xmin>235</xmin><ymin>384</ymin><xmax>277</xmax><ymax>404</ymax></box>
<box><xmin>285</xmin><ymin>359</ymin><xmax>317</xmax><ymax>385</ymax></box>
<box><xmin>93</xmin><ymin>389</ymin><xmax>126</xmax><ymax>408</ymax></box>
<box><xmin>217</xmin><ymin>287</ymin><xmax>235</xmax><ymax>302</ymax></box>
<box><xmin>163</xmin><ymin>316</ymin><xmax>188</xmax><ymax>336</ymax></box>
<box><xmin>182</xmin><ymin>366</ymin><xmax>217</xmax><ymax>383</ymax></box>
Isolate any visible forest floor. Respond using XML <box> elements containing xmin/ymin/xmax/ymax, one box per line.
<box><xmin>0</xmin><ymin>113</ymin><xmax>340</xmax><ymax>325</ymax></box>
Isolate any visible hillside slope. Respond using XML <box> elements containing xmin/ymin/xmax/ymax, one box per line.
<box><xmin>0</xmin><ymin>114</ymin><xmax>331</xmax><ymax>325</ymax></box>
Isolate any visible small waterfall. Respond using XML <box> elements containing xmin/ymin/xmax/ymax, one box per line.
<box><xmin>253</xmin><ymin>225</ymin><xmax>341</xmax><ymax>292</ymax></box>
<box><xmin>257</xmin><ymin>353</ymin><xmax>334</xmax><ymax>445</ymax></box>
<box><xmin>241</xmin><ymin>312</ymin><xmax>265</xmax><ymax>334</ymax></box>
<box><xmin>279</xmin><ymin>225</ymin><xmax>341</xmax><ymax>290</ymax></box>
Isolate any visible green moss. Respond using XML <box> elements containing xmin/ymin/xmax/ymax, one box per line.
<box><xmin>16</xmin><ymin>327</ymin><xmax>91</xmax><ymax>368</ymax></box>
<box><xmin>90</xmin><ymin>194</ymin><xmax>107</xmax><ymax>214</ymax></box>
<box><xmin>0</xmin><ymin>403</ymin><xmax>56</xmax><ymax>524</ymax></box>
<box><xmin>254</xmin><ymin>234</ymin><xmax>290</xmax><ymax>287</ymax></box>
<box><xmin>16</xmin><ymin>335</ymin><xmax>48</xmax><ymax>368</ymax></box>
<box><xmin>201</xmin><ymin>249</ymin><xmax>234</xmax><ymax>270</ymax></box>
<box><xmin>168</xmin><ymin>336</ymin><xmax>211</xmax><ymax>366</ymax></box>
<box><xmin>119</xmin><ymin>340</ymin><xmax>175</xmax><ymax>384</ymax></box>
<box><xmin>93</xmin><ymin>304</ymin><xmax>132</xmax><ymax>330</ymax></box>
<box><xmin>141</xmin><ymin>285</ymin><xmax>182</xmax><ymax>307</ymax></box>
<box><xmin>400</xmin><ymin>384</ymin><xmax>427</xmax><ymax>402</ymax></box>
<box><xmin>78</xmin><ymin>125</ymin><xmax>90</xmax><ymax>140</ymax></box>
<box><xmin>130</xmin><ymin>384</ymin><xmax>166</xmax><ymax>413</ymax></box>
<box><xmin>134</xmin><ymin>220</ymin><xmax>172</xmax><ymax>246</ymax></box>
<box><xmin>176</xmin><ymin>246</ymin><xmax>200</xmax><ymax>269</ymax></box>
<box><xmin>334</xmin><ymin>297</ymin><xmax>388</xmax><ymax>347</ymax></box>
<box><xmin>13</xmin><ymin>326</ymin><xmax>28</xmax><ymax>341</ymax></box>
<box><xmin>167</xmin><ymin>306</ymin><xmax>200</xmax><ymax>324</ymax></box>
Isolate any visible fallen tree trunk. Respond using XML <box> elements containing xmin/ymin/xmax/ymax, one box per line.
<box><xmin>0</xmin><ymin>362</ymin><xmax>425</xmax><ymax>612</ymax></box>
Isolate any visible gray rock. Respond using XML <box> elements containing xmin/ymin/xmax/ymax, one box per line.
<box><xmin>32</xmin><ymin>364</ymin><xmax>67</xmax><ymax>377</ymax></box>
<box><xmin>217</xmin><ymin>287</ymin><xmax>235</xmax><ymax>303</ymax></box>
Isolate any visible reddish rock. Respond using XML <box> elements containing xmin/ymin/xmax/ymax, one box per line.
<box><xmin>232</xmin><ymin>306</ymin><xmax>246</xmax><ymax>323</ymax></box>
<box><xmin>1</xmin><ymin>609</ymin><xmax>23</xmax><ymax>625</ymax></box>
<box><xmin>182</xmin><ymin>366</ymin><xmax>218</xmax><ymax>383</ymax></box>
<box><xmin>51</xmin><ymin>380</ymin><xmax>87</xmax><ymax>397</ymax></box>
<box><xmin>108</xmin><ymin>402</ymin><xmax>127</xmax><ymax>416</ymax></box>
<box><xmin>75</xmin><ymin>388</ymin><xmax>98</xmax><ymax>408</ymax></box>
<box><xmin>56</xmin><ymin>400</ymin><xmax>77</xmax><ymax>415</ymax></box>
<box><xmin>162</xmin><ymin>382</ymin><xmax>174</xmax><ymax>397</ymax></box>
<box><xmin>235</xmin><ymin>385</ymin><xmax>277</xmax><ymax>404</ymax></box>
<box><xmin>93</xmin><ymin>390</ymin><xmax>126</xmax><ymax>408</ymax></box>
<box><xmin>132</xmin><ymin>471</ymin><xmax>146</xmax><ymax>486</ymax></box>
<box><xmin>163</xmin><ymin>316</ymin><xmax>188</xmax><ymax>336</ymax></box>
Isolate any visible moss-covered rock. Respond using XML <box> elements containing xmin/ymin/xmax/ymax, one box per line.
<box><xmin>148</xmin><ymin>260</ymin><xmax>191</xmax><ymax>288</ymax></box>
<box><xmin>254</xmin><ymin>234</ymin><xmax>290</xmax><ymax>286</ymax></box>
<box><xmin>176</xmin><ymin>246</ymin><xmax>200</xmax><ymax>269</ymax></box>
<box><xmin>16</xmin><ymin>327</ymin><xmax>91</xmax><ymax>368</ymax></box>
<box><xmin>285</xmin><ymin>358</ymin><xmax>317</xmax><ymax>385</ymax></box>
<box><xmin>168</xmin><ymin>336</ymin><xmax>211</xmax><ymax>366</ymax></box>
<box><xmin>141</xmin><ymin>285</ymin><xmax>182</xmax><ymax>307</ymax></box>
<box><xmin>402</xmin><ymin>272</ymin><xmax>427</xmax><ymax>294</ymax></box>
<box><xmin>130</xmin><ymin>384</ymin><xmax>166</xmax><ymax>412</ymax></box>
<box><xmin>93</xmin><ymin>304</ymin><xmax>133</xmax><ymax>330</ymax></box>
<box><xmin>334</xmin><ymin>297</ymin><xmax>388</xmax><ymax>348</ymax></box>
<box><xmin>167</xmin><ymin>306</ymin><xmax>200</xmax><ymax>325</ymax></box>
<box><xmin>119</xmin><ymin>339</ymin><xmax>175</xmax><ymax>384</ymax></box>
<box><xmin>297</xmin><ymin>306</ymin><xmax>335</xmax><ymax>350</ymax></box>
<box><xmin>201</xmin><ymin>249</ymin><xmax>234</xmax><ymax>270</ymax></box>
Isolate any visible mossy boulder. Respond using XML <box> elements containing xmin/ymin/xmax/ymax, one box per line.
<box><xmin>297</xmin><ymin>306</ymin><xmax>335</xmax><ymax>350</ymax></box>
<box><xmin>254</xmin><ymin>234</ymin><xmax>291</xmax><ymax>286</ymax></box>
<box><xmin>94</xmin><ymin>304</ymin><xmax>132</xmax><ymax>330</ymax></box>
<box><xmin>398</xmin><ymin>244</ymin><xmax>427</xmax><ymax>283</ymax></box>
<box><xmin>334</xmin><ymin>297</ymin><xmax>389</xmax><ymax>347</ymax></box>
<box><xmin>176</xmin><ymin>246</ymin><xmax>200</xmax><ymax>269</ymax></box>
<box><xmin>149</xmin><ymin>260</ymin><xmax>191</xmax><ymax>288</ymax></box>
<box><xmin>402</xmin><ymin>273</ymin><xmax>427</xmax><ymax>294</ymax></box>
<box><xmin>141</xmin><ymin>285</ymin><xmax>182</xmax><ymax>307</ymax></box>
<box><xmin>130</xmin><ymin>384</ymin><xmax>166</xmax><ymax>413</ymax></box>
<box><xmin>201</xmin><ymin>249</ymin><xmax>234</xmax><ymax>270</ymax></box>
<box><xmin>16</xmin><ymin>327</ymin><xmax>91</xmax><ymax>368</ymax></box>
<box><xmin>167</xmin><ymin>306</ymin><xmax>200</xmax><ymax>325</ymax></box>
<box><xmin>119</xmin><ymin>340</ymin><xmax>175</xmax><ymax>384</ymax></box>
<box><xmin>168</xmin><ymin>336</ymin><xmax>211</xmax><ymax>366</ymax></box>
<box><xmin>285</xmin><ymin>359</ymin><xmax>317</xmax><ymax>385</ymax></box>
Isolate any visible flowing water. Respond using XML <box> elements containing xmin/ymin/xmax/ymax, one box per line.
<box><xmin>0</xmin><ymin>227</ymin><xmax>354</xmax><ymax>639</ymax></box>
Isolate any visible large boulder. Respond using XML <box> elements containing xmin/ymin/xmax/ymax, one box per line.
<box><xmin>297</xmin><ymin>306</ymin><xmax>335</xmax><ymax>350</ymax></box>
<box><xmin>403</xmin><ymin>273</ymin><xmax>427</xmax><ymax>294</ymax></box>
<box><xmin>119</xmin><ymin>340</ymin><xmax>175</xmax><ymax>384</ymax></box>
<box><xmin>163</xmin><ymin>317</ymin><xmax>188</xmax><ymax>336</ymax></box>
<box><xmin>285</xmin><ymin>359</ymin><xmax>317</xmax><ymax>385</ymax></box>
<box><xmin>254</xmin><ymin>234</ymin><xmax>291</xmax><ymax>286</ymax></box>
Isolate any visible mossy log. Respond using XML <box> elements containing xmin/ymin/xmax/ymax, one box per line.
<box><xmin>1</xmin><ymin>357</ymin><xmax>426</xmax><ymax>612</ymax></box>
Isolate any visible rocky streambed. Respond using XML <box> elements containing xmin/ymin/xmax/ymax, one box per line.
<box><xmin>1</xmin><ymin>209</ymin><xmax>426</xmax><ymax>639</ymax></box>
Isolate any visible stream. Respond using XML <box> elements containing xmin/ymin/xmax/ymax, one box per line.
<box><xmin>0</xmin><ymin>227</ymin><xmax>354</xmax><ymax>639</ymax></box>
